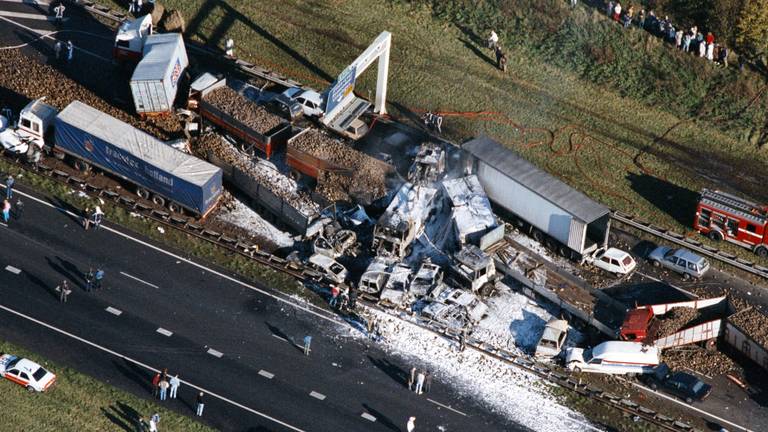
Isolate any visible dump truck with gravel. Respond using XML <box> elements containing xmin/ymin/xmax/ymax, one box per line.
<box><xmin>189</xmin><ymin>73</ymin><xmax>292</xmax><ymax>159</ymax></box>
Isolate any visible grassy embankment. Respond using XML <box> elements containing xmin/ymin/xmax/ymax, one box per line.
<box><xmin>0</xmin><ymin>340</ymin><xmax>214</xmax><ymax>431</ymax></box>
<box><xmin>96</xmin><ymin>0</ymin><xmax>768</xmax><ymax>265</ymax></box>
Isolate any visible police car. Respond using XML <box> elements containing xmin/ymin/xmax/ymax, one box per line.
<box><xmin>0</xmin><ymin>353</ymin><xmax>56</xmax><ymax>392</ymax></box>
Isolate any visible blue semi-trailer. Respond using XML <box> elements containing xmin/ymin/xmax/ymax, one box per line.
<box><xmin>52</xmin><ymin>100</ymin><xmax>222</xmax><ymax>216</ymax></box>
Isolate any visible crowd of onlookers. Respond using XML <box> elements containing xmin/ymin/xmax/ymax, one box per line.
<box><xmin>605</xmin><ymin>1</ymin><xmax>736</xmax><ymax>69</ymax></box>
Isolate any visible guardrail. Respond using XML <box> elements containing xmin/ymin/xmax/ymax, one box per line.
<box><xmin>611</xmin><ymin>211</ymin><xmax>768</xmax><ymax>280</ymax></box>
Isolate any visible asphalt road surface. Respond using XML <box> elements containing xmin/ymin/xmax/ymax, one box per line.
<box><xmin>0</xmin><ymin>184</ymin><xmax>526</xmax><ymax>432</ymax></box>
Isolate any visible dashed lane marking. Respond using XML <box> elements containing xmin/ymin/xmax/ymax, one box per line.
<box><xmin>207</xmin><ymin>348</ymin><xmax>223</xmax><ymax>358</ymax></box>
<box><xmin>0</xmin><ymin>303</ymin><xmax>307</xmax><ymax>432</ymax></box>
<box><xmin>105</xmin><ymin>306</ymin><xmax>122</xmax><ymax>316</ymax></box>
<box><xmin>360</xmin><ymin>413</ymin><xmax>377</xmax><ymax>422</ymax></box>
<box><xmin>156</xmin><ymin>328</ymin><xmax>173</xmax><ymax>337</ymax></box>
<box><xmin>119</xmin><ymin>271</ymin><xmax>160</xmax><ymax>289</ymax></box>
<box><xmin>426</xmin><ymin>398</ymin><xmax>468</xmax><ymax>417</ymax></box>
<box><xmin>258</xmin><ymin>370</ymin><xmax>274</xmax><ymax>379</ymax></box>
<box><xmin>309</xmin><ymin>391</ymin><xmax>326</xmax><ymax>401</ymax></box>
<box><xmin>5</xmin><ymin>265</ymin><xmax>21</xmax><ymax>274</ymax></box>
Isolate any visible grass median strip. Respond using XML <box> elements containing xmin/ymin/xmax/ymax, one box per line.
<box><xmin>0</xmin><ymin>339</ymin><xmax>214</xmax><ymax>432</ymax></box>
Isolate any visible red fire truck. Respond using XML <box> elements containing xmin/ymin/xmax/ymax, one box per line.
<box><xmin>694</xmin><ymin>188</ymin><xmax>768</xmax><ymax>257</ymax></box>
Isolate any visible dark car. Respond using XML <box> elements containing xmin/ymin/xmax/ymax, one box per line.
<box><xmin>643</xmin><ymin>363</ymin><xmax>712</xmax><ymax>403</ymax></box>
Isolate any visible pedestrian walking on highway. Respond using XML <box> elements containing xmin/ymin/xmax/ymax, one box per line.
<box><xmin>195</xmin><ymin>392</ymin><xmax>205</xmax><ymax>416</ymax></box>
<box><xmin>2</xmin><ymin>199</ymin><xmax>11</xmax><ymax>224</ymax></box>
<box><xmin>84</xmin><ymin>268</ymin><xmax>94</xmax><ymax>293</ymax></box>
<box><xmin>5</xmin><ymin>175</ymin><xmax>14</xmax><ymax>200</ymax></box>
<box><xmin>55</xmin><ymin>280</ymin><xmax>71</xmax><ymax>303</ymax></box>
<box><xmin>54</xmin><ymin>40</ymin><xmax>63</xmax><ymax>61</ymax></box>
<box><xmin>169</xmin><ymin>374</ymin><xmax>180</xmax><ymax>399</ymax></box>
<box><xmin>424</xmin><ymin>370</ymin><xmax>432</xmax><ymax>393</ymax></box>
<box><xmin>303</xmin><ymin>335</ymin><xmax>312</xmax><ymax>356</ymax></box>
<box><xmin>66</xmin><ymin>40</ymin><xmax>73</xmax><ymax>63</ymax></box>
<box><xmin>415</xmin><ymin>370</ymin><xmax>425</xmax><ymax>395</ymax></box>
<box><xmin>406</xmin><ymin>416</ymin><xmax>416</xmax><ymax>432</ymax></box>
<box><xmin>13</xmin><ymin>198</ymin><xmax>23</xmax><ymax>221</ymax></box>
<box><xmin>408</xmin><ymin>366</ymin><xmax>416</xmax><ymax>390</ymax></box>
<box><xmin>158</xmin><ymin>377</ymin><xmax>169</xmax><ymax>401</ymax></box>
<box><xmin>151</xmin><ymin>372</ymin><xmax>161</xmax><ymax>397</ymax></box>
<box><xmin>90</xmin><ymin>206</ymin><xmax>104</xmax><ymax>230</ymax></box>
<box><xmin>53</xmin><ymin>2</ymin><xmax>65</xmax><ymax>25</ymax></box>
<box><xmin>95</xmin><ymin>268</ymin><xmax>105</xmax><ymax>290</ymax></box>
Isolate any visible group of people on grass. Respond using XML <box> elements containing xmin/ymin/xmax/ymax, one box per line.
<box><xmin>606</xmin><ymin>1</ymin><xmax>731</xmax><ymax>67</ymax></box>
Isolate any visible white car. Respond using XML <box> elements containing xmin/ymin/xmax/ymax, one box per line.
<box><xmin>308</xmin><ymin>253</ymin><xmax>348</xmax><ymax>284</ymax></box>
<box><xmin>0</xmin><ymin>354</ymin><xmax>56</xmax><ymax>392</ymax></box>
<box><xmin>590</xmin><ymin>247</ymin><xmax>636</xmax><ymax>275</ymax></box>
<box><xmin>295</xmin><ymin>90</ymin><xmax>325</xmax><ymax>118</ymax></box>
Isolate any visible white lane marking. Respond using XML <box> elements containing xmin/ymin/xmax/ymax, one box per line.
<box><xmin>0</xmin><ymin>11</ymin><xmax>68</xmax><ymax>22</ymax></box>
<box><xmin>207</xmin><ymin>348</ymin><xmax>223</xmax><ymax>358</ymax></box>
<box><xmin>309</xmin><ymin>391</ymin><xmax>326</xmax><ymax>401</ymax></box>
<box><xmin>5</xmin><ymin>265</ymin><xmax>21</xmax><ymax>274</ymax></box>
<box><xmin>626</xmin><ymin>380</ymin><xmax>754</xmax><ymax>432</ymax></box>
<box><xmin>426</xmin><ymin>398</ymin><xmax>468</xmax><ymax>417</ymax></box>
<box><xmin>0</xmin><ymin>303</ymin><xmax>307</xmax><ymax>432</ymax></box>
<box><xmin>105</xmin><ymin>306</ymin><xmax>122</xmax><ymax>316</ymax></box>
<box><xmin>119</xmin><ymin>271</ymin><xmax>160</xmax><ymax>289</ymax></box>
<box><xmin>258</xmin><ymin>370</ymin><xmax>274</xmax><ymax>379</ymax></box>
<box><xmin>156</xmin><ymin>328</ymin><xmax>173</xmax><ymax>337</ymax></box>
<box><xmin>11</xmin><ymin>189</ymin><xmax>342</xmax><ymax>328</ymax></box>
<box><xmin>635</xmin><ymin>271</ymin><xmax>699</xmax><ymax>298</ymax></box>
<box><xmin>0</xmin><ymin>16</ymin><xmax>111</xmax><ymax>61</ymax></box>
<box><xmin>271</xmin><ymin>334</ymin><xmax>288</xmax><ymax>342</ymax></box>
<box><xmin>360</xmin><ymin>412</ymin><xmax>377</xmax><ymax>422</ymax></box>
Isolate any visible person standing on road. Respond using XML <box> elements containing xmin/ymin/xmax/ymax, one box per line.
<box><xmin>66</xmin><ymin>40</ymin><xmax>73</xmax><ymax>63</ymax></box>
<box><xmin>303</xmin><ymin>335</ymin><xmax>312</xmax><ymax>356</ymax></box>
<box><xmin>415</xmin><ymin>369</ymin><xmax>426</xmax><ymax>395</ymax></box>
<box><xmin>94</xmin><ymin>268</ymin><xmax>105</xmax><ymax>290</ymax></box>
<box><xmin>13</xmin><ymin>198</ymin><xmax>23</xmax><ymax>221</ymax></box>
<box><xmin>90</xmin><ymin>206</ymin><xmax>104</xmax><ymax>230</ymax></box>
<box><xmin>5</xmin><ymin>175</ymin><xmax>14</xmax><ymax>200</ymax></box>
<box><xmin>54</xmin><ymin>40</ymin><xmax>63</xmax><ymax>61</ymax></box>
<box><xmin>53</xmin><ymin>2</ymin><xmax>65</xmax><ymax>25</ymax></box>
<box><xmin>195</xmin><ymin>392</ymin><xmax>205</xmax><ymax>416</ymax></box>
<box><xmin>158</xmin><ymin>377</ymin><xmax>169</xmax><ymax>401</ymax></box>
<box><xmin>55</xmin><ymin>280</ymin><xmax>71</xmax><ymax>303</ymax></box>
<box><xmin>169</xmin><ymin>374</ymin><xmax>180</xmax><ymax>399</ymax></box>
<box><xmin>85</xmin><ymin>268</ymin><xmax>94</xmax><ymax>293</ymax></box>
<box><xmin>2</xmin><ymin>199</ymin><xmax>11</xmax><ymax>224</ymax></box>
<box><xmin>83</xmin><ymin>207</ymin><xmax>92</xmax><ymax>230</ymax></box>
<box><xmin>408</xmin><ymin>366</ymin><xmax>416</xmax><ymax>390</ymax></box>
<box><xmin>151</xmin><ymin>372</ymin><xmax>161</xmax><ymax>398</ymax></box>
<box><xmin>406</xmin><ymin>416</ymin><xmax>416</xmax><ymax>432</ymax></box>
<box><xmin>329</xmin><ymin>285</ymin><xmax>340</xmax><ymax>308</ymax></box>
<box><xmin>424</xmin><ymin>370</ymin><xmax>432</xmax><ymax>393</ymax></box>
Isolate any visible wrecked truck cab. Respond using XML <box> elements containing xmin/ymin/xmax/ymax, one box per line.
<box><xmin>449</xmin><ymin>244</ymin><xmax>499</xmax><ymax>295</ymax></box>
<box><xmin>359</xmin><ymin>256</ymin><xmax>395</xmax><ymax>296</ymax></box>
<box><xmin>308</xmin><ymin>254</ymin><xmax>348</xmax><ymax>284</ymax></box>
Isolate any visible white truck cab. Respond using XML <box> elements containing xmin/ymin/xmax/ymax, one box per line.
<box><xmin>0</xmin><ymin>99</ymin><xmax>57</xmax><ymax>154</ymax></box>
<box><xmin>566</xmin><ymin>341</ymin><xmax>659</xmax><ymax>375</ymax></box>
<box><xmin>114</xmin><ymin>14</ymin><xmax>153</xmax><ymax>63</ymax></box>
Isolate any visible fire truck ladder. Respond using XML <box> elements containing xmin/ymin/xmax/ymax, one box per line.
<box><xmin>702</xmin><ymin>189</ymin><xmax>767</xmax><ymax>222</ymax></box>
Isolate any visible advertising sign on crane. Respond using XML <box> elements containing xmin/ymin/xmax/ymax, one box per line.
<box><xmin>325</xmin><ymin>65</ymin><xmax>357</xmax><ymax>116</ymax></box>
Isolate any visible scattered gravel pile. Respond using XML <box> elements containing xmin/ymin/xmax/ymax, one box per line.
<box><xmin>656</xmin><ymin>307</ymin><xmax>699</xmax><ymax>337</ymax></box>
<box><xmin>205</xmin><ymin>86</ymin><xmax>283</xmax><ymax>134</ymax></box>
<box><xmin>195</xmin><ymin>133</ymin><xmax>318</xmax><ymax>214</ymax></box>
<box><xmin>664</xmin><ymin>347</ymin><xmax>740</xmax><ymax>376</ymax></box>
<box><xmin>728</xmin><ymin>305</ymin><xmax>768</xmax><ymax>348</ymax></box>
<box><xmin>291</xmin><ymin>129</ymin><xmax>391</xmax><ymax>202</ymax></box>
<box><xmin>0</xmin><ymin>49</ymin><xmax>181</xmax><ymax>140</ymax></box>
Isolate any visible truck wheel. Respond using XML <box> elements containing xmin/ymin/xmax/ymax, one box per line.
<box><xmin>755</xmin><ymin>246</ymin><xmax>768</xmax><ymax>258</ymax></box>
<box><xmin>572</xmin><ymin>366</ymin><xmax>582</xmax><ymax>374</ymax></box>
<box><xmin>685</xmin><ymin>397</ymin><xmax>693</xmax><ymax>404</ymax></box>
<box><xmin>708</xmin><ymin>231</ymin><xmax>723</xmax><ymax>241</ymax></box>
<box><xmin>152</xmin><ymin>195</ymin><xmax>166</xmax><ymax>207</ymax></box>
<box><xmin>167</xmin><ymin>201</ymin><xmax>182</xmax><ymax>213</ymax></box>
<box><xmin>53</xmin><ymin>150</ymin><xmax>66</xmax><ymax>160</ymax></box>
<box><xmin>137</xmin><ymin>188</ymin><xmax>151</xmax><ymax>200</ymax></box>
<box><xmin>559</xmin><ymin>246</ymin><xmax>570</xmax><ymax>258</ymax></box>
<box><xmin>73</xmin><ymin>159</ymin><xmax>90</xmax><ymax>173</ymax></box>
<box><xmin>650</xmin><ymin>382</ymin><xmax>658</xmax><ymax>390</ymax></box>
<box><xmin>532</xmin><ymin>229</ymin><xmax>544</xmax><ymax>243</ymax></box>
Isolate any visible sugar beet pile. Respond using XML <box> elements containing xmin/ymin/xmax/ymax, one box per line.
<box><xmin>204</xmin><ymin>86</ymin><xmax>283</xmax><ymax>134</ymax></box>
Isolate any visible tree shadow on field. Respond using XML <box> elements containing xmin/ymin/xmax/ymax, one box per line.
<box><xmin>626</xmin><ymin>172</ymin><xmax>699</xmax><ymax>227</ymax></box>
<box><xmin>185</xmin><ymin>0</ymin><xmax>334</xmax><ymax>82</ymax></box>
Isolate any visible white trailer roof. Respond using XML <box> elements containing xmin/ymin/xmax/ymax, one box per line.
<box><xmin>379</xmin><ymin>183</ymin><xmax>437</xmax><ymax>230</ymax></box>
<box><xmin>132</xmin><ymin>33</ymin><xmax>187</xmax><ymax>82</ymax></box>
<box><xmin>442</xmin><ymin>175</ymin><xmax>497</xmax><ymax>240</ymax></box>
<box><xmin>592</xmin><ymin>341</ymin><xmax>659</xmax><ymax>365</ymax></box>
<box><xmin>57</xmin><ymin>101</ymin><xmax>220</xmax><ymax>187</ymax></box>
<box><xmin>463</xmin><ymin>136</ymin><xmax>609</xmax><ymax>224</ymax></box>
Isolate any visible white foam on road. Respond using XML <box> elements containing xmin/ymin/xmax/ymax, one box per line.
<box><xmin>4</xmin><ymin>265</ymin><xmax>21</xmax><ymax>274</ymax></box>
<box><xmin>217</xmin><ymin>197</ymin><xmax>295</xmax><ymax>248</ymax></box>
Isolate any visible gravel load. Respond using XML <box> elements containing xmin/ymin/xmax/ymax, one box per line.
<box><xmin>655</xmin><ymin>307</ymin><xmax>699</xmax><ymax>337</ymax></box>
<box><xmin>195</xmin><ymin>133</ymin><xmax>318</xmax><ymax>215</ymax></box>
<box><xmin>728</xmin><ymin>306</ymin><xmax>768</xmax><ymax>348</ymax></box>
<box><xmin>0</xmin><ymin>49</ymin><xmax>181</xmax><ymax>140</ymax></box>
<box><xmin>664</xmin><ymin>346</ymin><xmax>740</xmax><ymax>376</ymax></box>
<box><xmin>204</xmin><ymin>86</ymin><xmax>284</xmax><ymax>135</ymax></box>
<box><xmin>290</xmin><ymin>129</ymin><xmax>391</xmax><ymax>202</ymax></box>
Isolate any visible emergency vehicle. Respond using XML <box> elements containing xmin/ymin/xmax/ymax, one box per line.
<box><xmin>0</xmin><ymin>353</ymin><xmax>56</xmax><ymax>392</ymax></box>
<box><xmin>694</xmin><ymin>188</ymin><xmax>768</xmax><ymax>257</ymax></box>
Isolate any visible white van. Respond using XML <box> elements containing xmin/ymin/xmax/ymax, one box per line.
<box><xmin>566</xmin><ymin>341</ymin><xmax>659</xmax><ymax>375</ymax></box>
